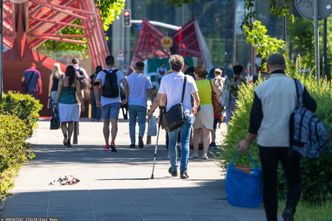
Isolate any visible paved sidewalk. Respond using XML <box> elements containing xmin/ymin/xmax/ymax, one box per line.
<box><xmin>0</xmin><ymin>120</ymin><xmax>266</xmax><ymax>221</ymax></box>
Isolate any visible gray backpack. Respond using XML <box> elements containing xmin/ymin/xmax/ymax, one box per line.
<box><xmin>289</xmin><ymin>79</ymin><xmax>329</xmax><ymax>158</ymax></box>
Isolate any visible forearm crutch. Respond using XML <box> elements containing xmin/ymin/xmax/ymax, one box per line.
<box><xmin>151</xmin><ymin>110</ymin><xmax>162</xmax><ymax>179</ymax></box>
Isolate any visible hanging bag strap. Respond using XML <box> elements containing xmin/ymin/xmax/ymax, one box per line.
<box><xmin>209</xmin><ymin>79</ymin><xmax>214</xmax><ymax>97</ymax></box>
<box><xmin>25</xmin><ymin>71</ymin><xmax>35</xmax><ymax>91</ymax></box>
<box><xmin>293</xmin><ymin>79</ymin><xmax>303</xmax><ymax>107</ymax></box>
<box><xmin>181</xmin><ymin>76</ymin><xmax>187</xmax><ymax>103</ymax></box>
<box><xmin>26</xmin><ymin>71</ymin><xmax>35</xmax><ymax>86</ymax></box>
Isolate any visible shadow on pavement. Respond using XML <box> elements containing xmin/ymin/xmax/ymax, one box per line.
<box><xmin>0</xmin><ymin>180</ymin><xmax>263</xmax><ymax>221</ymax></box>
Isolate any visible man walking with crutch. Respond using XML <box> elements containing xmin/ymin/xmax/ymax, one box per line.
<box><xmin>149</xmin><ymin>55</ymin><xmax>200</xmax><ymax>179</ymax></box>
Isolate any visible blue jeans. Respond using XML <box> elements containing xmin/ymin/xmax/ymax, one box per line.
<box><xmin>128</xmin><ymin>105</ymin><xmax>147</xmax><ymax>145</ymax></box>
<box><xmin>90</xmin><ymin>90</ymin><xmax>101</xmax><ymax>120</ymax></box>
<box><xmin>168</xmin><ymin>114</ymin><xmax>193</xmax><ymax>172</ymax></box>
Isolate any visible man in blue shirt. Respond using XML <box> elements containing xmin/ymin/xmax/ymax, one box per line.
<box><xmin>126</xmin><ymin>61</ymin><xmax>152</xmax><ymax>148</ymax></box>
<box><xmin>21</xmin><ymin>63</ymin><xmax>43</xmax><ymax>98</ymax></box>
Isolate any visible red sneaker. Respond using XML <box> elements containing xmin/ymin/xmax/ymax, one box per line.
<box><xmin>103</xmin><ymin>145</ymin><xmax>110</xmax><ymax>151</ymax></box>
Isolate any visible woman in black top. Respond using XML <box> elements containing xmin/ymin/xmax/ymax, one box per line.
<box><xmin>48</xmin><ymin>63</ymin><xmax>64</xmax><ymax>110</ymax></box>
<box><xmin>90</xmin><ymin>65</ymin><xmax>102</xmax><ymax>121</ymax></box>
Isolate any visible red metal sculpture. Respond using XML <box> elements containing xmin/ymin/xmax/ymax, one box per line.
<box><xmin>2</xmin><ymin>0</ymin><xmax>108</xmax><ymax>114</ymax></box>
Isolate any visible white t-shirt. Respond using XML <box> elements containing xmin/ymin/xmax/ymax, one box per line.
<box><xmin>95</xmin><ymin>68</ymin><xmax>124</xmax><ymax>107</ymax></box>
<box><xmin>126</xmin><ymin>72</ymin><xmax>152</xmax><ymax>107</ymax></box>
<box><xmin>158</xmin><ymin>72</ymin><xmax>198</xmax><ymax>114</ymax></box>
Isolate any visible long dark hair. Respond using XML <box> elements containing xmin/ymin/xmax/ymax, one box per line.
<box><xmin>65</xmin><ymin>65</ymin><xmax>76</xmax><ymax>86</ymax></box>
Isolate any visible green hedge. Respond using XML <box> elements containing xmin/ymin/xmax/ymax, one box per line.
<box><xmin>219</xmin><ymin>73</ymin><xmax>332</xmax><ymax>204</ymax></box>
<box><xmin>0</xmin><ymin>92</ymin><xmax>41</xmax><ymax>198</ymax></box>
<box><xmin>0</xmin><ymin>92</ymin><xmax>43</xmax><ymax>136</ymax></box>
<box><xmin>0</xmin><ymin>114</ymin><xmax>32</xmax><ymax>196</ymax></box>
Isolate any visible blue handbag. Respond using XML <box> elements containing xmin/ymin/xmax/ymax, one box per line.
<box><xmin>225</xmin><ymin>152</ymin><xmax>262</xmax><ymax>208</ymax></box>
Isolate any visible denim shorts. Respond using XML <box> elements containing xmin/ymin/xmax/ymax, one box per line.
<box><xmin>102</xmin><ymin>103</ymin><xmax>121</xmax><ymax>120</ymax></box>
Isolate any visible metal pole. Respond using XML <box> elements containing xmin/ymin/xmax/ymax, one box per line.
<box><xmin>313</xmin><ymin>0</ymin><xmax>320</xmax><ymax>81</ymax></box>
<box><xmin>232</xmin><ymin>0</ymin><xmax>237</xmax><ymax>65</ymax></box>
<box><xmin>322</xmin><ymin>18</ymin><xmax>327</xmax><ymax>79</ymax></box>
<box><xmin>0</xmin><ymin>0</ymin><xmax>3</xmax><ymax>99</ymax></box>
<box><xmin>224</xmin><ymin>0</ymin><xmax>228</xmax><ymax>76</ymax></box>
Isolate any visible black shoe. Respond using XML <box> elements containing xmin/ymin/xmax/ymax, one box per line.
<box><xmin>63</xmin><ymin>137</ymin><xmax>68</xmax><ymax>146</ymax></box>
<box><xmin>209</xmin><ymin>142</ymin><xmax>217</xmax><ymax>149</ymax></box>
<box><xmin>139</xmin><ymin>136</ymin><xmax>144</xmax><ymax>148</ymax></box>
<box><xmin>180</xmin><ymin>170</ymin><xmax>189</xmax><ymax>179</ymax></box>
<box><xmin>168</xmin><ymin>167</ymin><xmax>178</xmax><ymax>177</ymax></box>
<box><xmin>282</xmin><ymin>208</ymin><xmax>294</xmax><ymax>221</ymax></box>
<box><xmin>66</xmin><ymin>141</ymin><xmax>72</xmax><ymax>148</ymax></box>
<box><xmin>129</xmin><ymin>144</ymin><xmax>136</xmax><ymax>148</ymax></box>
<box><xmin>111</xmin><ymin>145</ymin><xmax>117</xmax><ymax>152</ymax></box>
<box><xmin>198</xmin><ymin>142</ymin><xmax>203</xmax><ymax>150</ymax></box>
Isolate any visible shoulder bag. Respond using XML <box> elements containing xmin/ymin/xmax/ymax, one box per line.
<box><xmin>210</xmin><ymin>80</ymin><xmax>223</xmax><ymax>114</ymax></box>
<box><xmin>162</xmin><ymin>76</ymin><xmax>187</xmax><ymax>132</ymax></box>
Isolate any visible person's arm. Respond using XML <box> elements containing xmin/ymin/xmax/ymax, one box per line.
<box><xmin>302</xmin><ymin>87</ymin><xmax>317</xmax><ymax>112</ymax></box>
<box><xmin>48</xmin><ymin>75</ymin><xmax>53</xmax><ymax>97</ymax></box>
<box><xmin>21</xmin><ymin>76</ymin><xmax>25</xmax><ymax>83</ymax></box>
<box><xmin>76</xmin><ymin>80</ymin><xmax>85</xmax><ymax>113</ymax></box>
<box><xmin>121</xmin><ymin>78</ymin><xmax>128</xmax><ymax>105</ymax></box>
<box><xmin>148</xmin><ymin>93</ymin><xmax>160</xmax><ymax>119</ymax></box>
<box><xmin>192</xmin><ymin>92</ymin><xmax>200</xmax><ymax>114</ymax></box>
<box><xmin>55</xmin><ymin>79</ymin><xmax>63</xmax><ymax>106</ymax></box>
<box><xmin>159</xmin><ymin>93</ymin><xmax>166</xmax><ymax>107</ymax></box>
<box><xmin>37</xmin><ymin>72</ymin><xmax>43</xmax><ymax>95</ymax></box>
<box><xmin>238</xmin><ymin>92</ymin><xmax>263</xmax><ymax>152</ymax></box>
<box><xmin>94</xmin><ymin>72</ymin><xmax>102</xmax><ymax>107</ymax></box>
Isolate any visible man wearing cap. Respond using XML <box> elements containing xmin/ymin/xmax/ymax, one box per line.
<box><xmin>238</xmin><ymin>53</ymin><xmax>317</xmax><ymax>221</ymax></box>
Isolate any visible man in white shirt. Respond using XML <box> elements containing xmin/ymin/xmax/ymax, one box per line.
<box><xmin>94</xmin><ymin>55</ymin><xmax>128</xmax><ymax>152</ymax></box>
<box><xmin>126</xmin><ymin>61</ymin><xmax>152</xmax><ymax>148</ymax></box>
<box><xmin>156</xmin><ymin>54</ymin><xmax>200</xmax><ymax>179</ymax></box>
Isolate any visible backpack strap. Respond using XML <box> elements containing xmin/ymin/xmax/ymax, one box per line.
<box><xmin>181</xmin><ymin>76</ymin><xmax>187</xmax><ymax>103</ymax></box>
<box><xmin>25</xmin><ymin>71</ymin><xmax>35</xmax><ymax>90</ymax></box>
<box><xmin>102</xmin><ymin>69</ymin><xmax>118</xmax><ymax>75</ymax></box>
<box><xmin>26</xmin><ymin>71</ymin><xmax>36</xmax><ymax>87</ymax></box>
<box><xmin>293</xmin><ymin>79</ymin><xmax>303</xmax><ymax>107</ymax></box>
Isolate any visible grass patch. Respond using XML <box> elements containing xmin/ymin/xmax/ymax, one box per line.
<box><xmin>279</xmin><ymin>199</ymin><xmax>332</xmax><ymax>221</ymax></box>
<box><xmin>294</xmin><ymin>200</ymin><xmax>332</xmax><ymax>221</ymax></box>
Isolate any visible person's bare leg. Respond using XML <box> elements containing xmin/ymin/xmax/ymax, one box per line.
<box><xmin>67</xmin><ymin>122</ymin><xmax>74</xmax><ymax>145</ymax></box>
<box><xmin>202</xmin><ymin>128</ymin><xmax>211</xmax><ymax>158</ymax></box>
<box><xmin>110</xmin><ymin>119</ymin><xmax>118</xmax><ymax>145</ymax></box>
<box><xmin>192</xmin><ymin>128</ymin><xmax>201</xmax><ymax>158</ymax></box>
<box><xmin>61</xmin><ymin>122</ymin><xmax>68</xmax><ymax>146</ymax></box>
<box><xmin>103</xmin><ymin>119</ymin><xmax>110</xmax><ymax>146</ymax></box>
<box><xmin>211</xmin><ymin>129</ymin><xmax>216</xmax><ymax>143</ymax></box>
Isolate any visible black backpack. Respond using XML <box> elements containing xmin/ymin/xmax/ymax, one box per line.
<box><xmin>102</xmin><ymin>69</ymin><xmax>119</xmax><ymax>98</ymax></box>
<box><xmin>290</xmin><ymin>79</ymin><xmax>329</xmax><ymax>158</ymax></box>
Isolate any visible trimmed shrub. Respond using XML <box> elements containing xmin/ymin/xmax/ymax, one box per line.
<box><xmin>0</xmin><ymin>114</ymin><xmax>33</xmax><ymax>196</ymax></box>
<box><xmin>0</xmin><ymin>91</ymin><xmax>43</xmax><ymax>136</ymax></box>
<box><xmin>219</xmin><ymin>73</ymin><xmax>332</xmax><ymax>204</ymax></box>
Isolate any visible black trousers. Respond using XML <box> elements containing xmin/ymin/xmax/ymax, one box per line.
<box><xmin>259</xmin><ymin>146</ymin><xmax>301</xmax><ymax>221</ymax></box>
